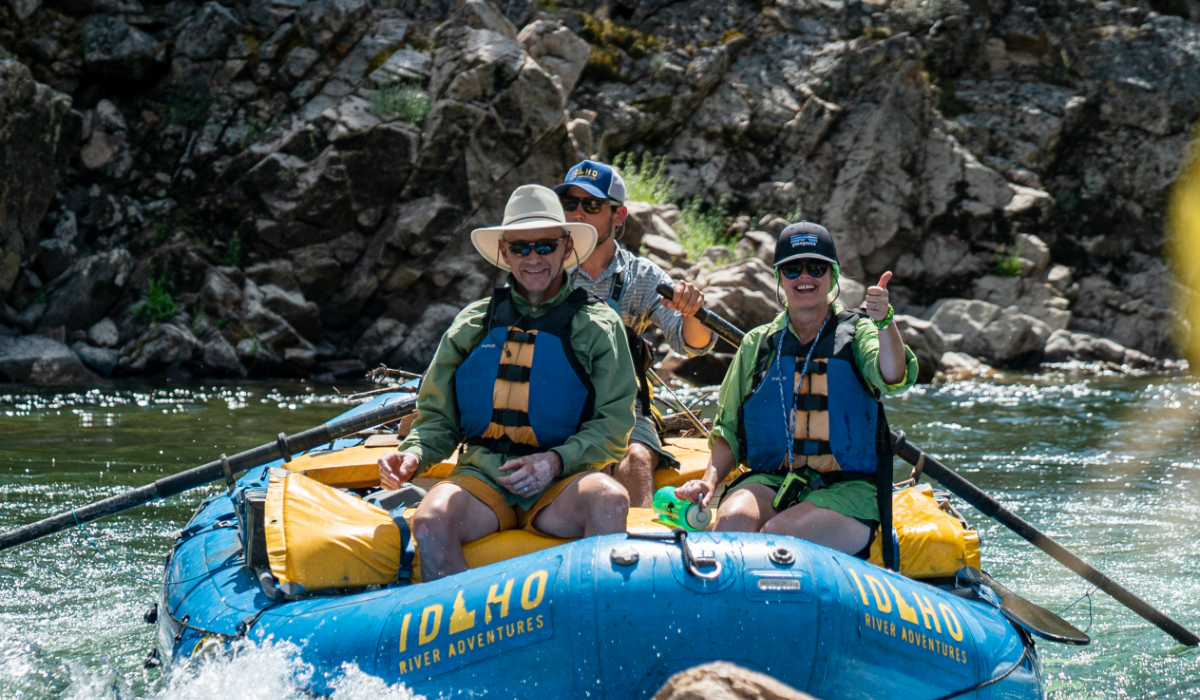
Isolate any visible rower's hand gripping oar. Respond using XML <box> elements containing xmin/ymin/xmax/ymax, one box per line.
<box><xmin>0</xmin><ymin>396</ymin><xmax>418</xmax><ymax>554</ymax></box>
<box><xmin>656</xmin><ymin>284</ymin><xmax>1200</xmax><ymax>647</ymax></box>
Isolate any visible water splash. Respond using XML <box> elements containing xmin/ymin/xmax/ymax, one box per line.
<box><xmin>53</xmin><ymin>639</ymin><xmax>424</xmax><ymax>700</ymax></box>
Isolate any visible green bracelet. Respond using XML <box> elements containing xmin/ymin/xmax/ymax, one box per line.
<box><xmin>872</xmin><ymin>303</ymin><xmax>894</xmax><ymax>329</ymax></box>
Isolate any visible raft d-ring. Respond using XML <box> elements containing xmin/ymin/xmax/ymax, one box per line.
<box><xmin>276</xmin><ymin>433</ymin><xmax>292</xmax><ymax>463</ymax></box>
<box><xmin>770</xmin><ymin>546</ymin><xmax>795</xmax><ymax>566</ymax></box>
<box><xmin>677</xmin><ymin>531</ymin><xmax>722</xmax><ymax>580</ymax></box>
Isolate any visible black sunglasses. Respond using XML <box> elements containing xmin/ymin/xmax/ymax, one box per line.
<box><xmin>503</xmin><ymin>236</ymin><xmax>566</xmax><ymax>257</ymax></box>
<box><xmin>559</xmin><ymin>196</ymin><xmax>615</xmax><ymax>215</ymax></box>
<box><xmin>779</xmin><ymin>260</ymin><xmax>830</xmax><ymax>279</ymax></box>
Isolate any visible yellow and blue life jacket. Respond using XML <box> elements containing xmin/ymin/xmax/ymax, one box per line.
<box><xmin>737</xmin><ymin>310</ymin><xmax>898</xmax><ymax>568</ymax></box>
<box><xmin>455</xmin><ymin>286</ymin><xmax>599</xmax><ymax>457</ymax></box>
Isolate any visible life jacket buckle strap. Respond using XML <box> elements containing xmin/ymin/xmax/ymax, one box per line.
<box><xmin>491</xmin><ymin>408</ymin><xmax>531</xmax><ymax>427</ymax></box>
<box><xmin>793</xmin><ymin>395</ymin><xmax>828</xmax><ymax>411</ymax></box>
<box><xmin>793</xmin><ymin>439</ymin><xmax>831</xmax><ymax>456</ymax></box>
<box><xmin>507</xmin><ymin>329</ymin><xmax>536</xmax><ymax>344</ymax></box>
<box><xmin>496</xmin><ymin>364</ymin><xmax>531</xmax><ymax>383</ymax></box>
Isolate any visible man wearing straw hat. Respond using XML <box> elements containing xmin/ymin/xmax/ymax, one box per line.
<box><xmin>378</xmin><ymin>185</ymin><xmax>638</xmax><ymax>582</ymax></box>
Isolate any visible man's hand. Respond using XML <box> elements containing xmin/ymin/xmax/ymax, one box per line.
<box><xmin>865</xmin><ymin>271</ymin><xmax>892</xmax><ymax>323</ymax></box>
<box><xmin>675</xmin><ymin>478</ymin><xmax>717</xmax><ymax>509</ymax></box>
<box><xmin>497</xmin><ymin>451</ymin><xmax>564</xmax><ymax>497</ymax></box>
<box><xmin>378</xmin><ymin>451</ymin><xmax>419</xmax><ymax>490</ymax></box>
<box><xmin>661</xmin><ymin>280</ymin><xmax>705</xmax><ymax>317</ymax></box>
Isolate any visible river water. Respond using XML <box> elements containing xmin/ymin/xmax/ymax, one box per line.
<box><xmin>0</xmin><ymin>372</ymin><xmax>1196</xmax><ymax>699</ymax></box>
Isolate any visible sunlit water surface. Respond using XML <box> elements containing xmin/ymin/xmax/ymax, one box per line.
<box><xmin>0</xmin><ymin>374</ymin><xmax>1197</xmax><ymax>698</ymax></box>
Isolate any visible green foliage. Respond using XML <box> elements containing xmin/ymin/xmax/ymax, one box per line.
<box><xmin>1041</xmin><ymin>49</ymin><xmax>1072</xmax><ymax>86</ymax></box>
<box><xmin>372</xmin><ymin>83</ymin><xmax>431</xmax><ymax>124</ymax></box>
<box><xmin>583</xmin><ymin>45</ymin><xmax>625</xmax><ymax>83</ymax></box>
<box><xmin>994</xmin><ymin>247</ymin><xmax>1023</xmax><ymax>277</ymax></box>
<box><xmin>1056</xmin><ymin>190</ymin><xmax>1078</xmax><ymax>213</ymax></box>
<box><xmin>614</xmin><ymin>152</ymin><xmax>676</xmax><ymax>205</ymax></box>
<box><xmin>243</xmin><ymin>112</ymin><xmax>283</xmax><ymax>145</ymax></box>
<box><xmin>162</xmin><ymin>89</ymin><xmax>211</xmax><ymax>126</ymax></box>
<box><xmin>537</xmin><ymin>0</ymin><xmax>558</xmax><ymax>10</ymax></box>
<box><xmin>247</xmin><ymin>332</ymin><xmax>260</xmax><ymax>358</ymax></box>
<box><xmin>937</xmin><ymin>78</ymin><xmax>972</xmax><ymax>117</ymax></box>
<box><xmin>226</xmin><ymin>231</ymin><xmax>243</xmax><ymax>267</ymax></box>
<box><xmin>678</xmin><ymin>195</ymin><xmax>732</xmax><ymax>259</ymax></box>
<box><xmin>152</xmin><ymin>218</ymin><xmax>169</xmax><ymax>246</ymax></box>
<box><xmin>578</xmin><ymin>13</ymin><xmax>662</xmax><ymax>59</ymax></box>
<box><xmin>217</xmin><ymin>317</ymin><xmax>230</xmax><ymax>330</ymax></box>
<box><xmin>786</xmin><ymin>201</ymin><xmax>804</xmax><ymax>223</ymax></box>
<box><xmin>134</xmin><ymin>276</ymin><xmax>178</xmax><ymax>325</ymax></box>
<box><xmin>192</xmin><ymin>309</ymin><xmax>207</xmax><ymax>337</ymax></box>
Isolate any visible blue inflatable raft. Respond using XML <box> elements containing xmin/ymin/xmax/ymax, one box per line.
<box><xmin>154</xmin><ymin>396</ymin><xmax>1057</xmax><ymax>698</ymax></box>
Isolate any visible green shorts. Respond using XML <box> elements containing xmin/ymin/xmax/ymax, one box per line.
<box><xmin>725</xmin><ymin>469</ymin><xmax>879</xmax><ymax>526</ymax></box>
<box><xmin>629</xmin><ymin>410</ymin><xmax>680</xmax><ymax>470</ymax></box>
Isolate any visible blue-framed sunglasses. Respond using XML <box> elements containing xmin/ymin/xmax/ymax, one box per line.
<box><xmin>503</xmin><ymin>236</ymin><xmax>567</xmax><ymax>257</ymax></box>
<box><xmin>779</xmin><ymin>260</ymin><xmax>830</xmax><ymax>279</ymax></box>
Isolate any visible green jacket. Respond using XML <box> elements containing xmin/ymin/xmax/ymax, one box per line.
<box><xmin>398</xmin><ymin>277</ymin><xmax>638</xmax><ymax>507</ymax></box>
<box><xmin>711</xmin><ymin>307</ymin><xmax>919</xmax><ymax>461</ymax></box>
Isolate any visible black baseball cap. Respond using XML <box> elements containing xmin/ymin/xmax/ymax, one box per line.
<box><xmin>774</xmin><ymin>221</ymin><xmax>839</xmax><ymax>267</ymax></box>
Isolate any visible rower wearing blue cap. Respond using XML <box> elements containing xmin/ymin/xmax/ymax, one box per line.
<box><xmin>557</xmin><ymin>159</ymin><xmax>717</xmax><ymax>508</ymax></box>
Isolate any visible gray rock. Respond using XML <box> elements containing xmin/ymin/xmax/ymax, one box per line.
<box><xmin>118</xmin><ymin>324</ymin><xmax>200</xmax><ymax>375</ymax></box>
<box><xmin>71</xmin><ymin>341</ymin><xmax>119</xmax><ymax>375</ymax></box>
<box><xmin>87</xmin><ymin>318</ymin><xmax>120</xmax><ymax>348</ymax></box>
<box><xmin>36</xmin><ymin>238</ymin><xmax>77</xmax><ymax>281</ymax></box>
<box><xmin>8</xmin><ymin>0</ymin><xmax>40</xmax><ymax>21</ymax></box>
<box><xmin>388</xmin><ymin>303</ymin><xmax>461</xmax><ymax>370</ymax></box>
<box><xmin>257</xmin><ymin>284</ymin><xmax>322</xmax><ymax>341</ymax></box>
<box><xmin>928</xmin><ymin>298</ymin><xmax>1051</xmax><ymax>364</ymax></box>
<box><xmin>895</xmin><ymin>315</ymin><xmax>945</xmax><ymax>384</ymax></box>
<box><xmin>200</xmin><ymin>333</ymin><xmax>244</xmax><ymax>376</ymax></box>
<box><xmin>38</xmin><ymin>249</ymin><xmax>133</xmax><ymax>332</ymax></box>
<box><xmin>642</xmin><ymin>234</ymin><xmax>687</xmax><ymax>266</ymax></box>
<box><xmin>246</xmin><ymin>260</ymin><xmax>301</xmax><ymax>292</ymax></box>
<box><xmin>366</xmin><ymin>49</ymin><xmax>432</xmax><ymax>88</ymax></box>
<box><xmin>199</xmin><ymin>267</ymin><xmax>246</xmax><ymax>319</ymax></box>
<box><xmin>1043</xmin><ymin>329</ymin><xmax>1159</xmax><ymax>369</ymax></box>
<box><xmin>518</xmin><ymin>20</ymin><xmax>590</xmax><ymax>100</ymax></box>
<box><xmin>1014</xmin><ymin>233</ymin><xmax>1051</xmax><ymax>277</ymax></box>
<box><xmin>354</xmin><ymin>317</ymin><xmax>409</xmax><ymax>366</ymax></box>
<box><xmin>0</xmin><ymin>62</ymin><xmax>73</xmax><ymax>299</ymax></box>
<box><xmin>298</xmin><ymin>0</ymin><xmax>372</xmax><ymax>49</ymax></box>
<box><xmin>175</xmin><ymin>2</ymin><xmax>244</xmax><ymax>61</ymax></box>
<box><xmin>0</xmin><ymin>335</ymin><xmax>99</xmax><ymax>385</ymax></box>
<box><xmin>82</xmin><ymin>15</ymin><xmax>160</xmax><ymax>81</ymax></box>
<box><xmin>653</xmin><ymin>661</ymin><xmax>816</xmax><ymax>700</ymax></box>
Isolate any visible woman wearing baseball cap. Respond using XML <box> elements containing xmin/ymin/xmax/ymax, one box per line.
<box><xmin>676</xmin><ymin>222</ymin><xmax>918</xmax><ymax>567</ymax></box>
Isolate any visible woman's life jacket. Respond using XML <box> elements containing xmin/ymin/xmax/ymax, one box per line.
<box><xmin>736</xmin><ymin>310</ymin><xmax>899</xmax><ymax>569</ymax></box>
<box><xmin>455</xmin><ymin>286</ymin><xmax>599</xmax><ymax>457</ymax></box>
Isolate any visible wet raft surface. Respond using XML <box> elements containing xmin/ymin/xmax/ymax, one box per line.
<box><xmin>0</xmin><ymin>376</ymin><xmax>1198</xmax><ymax>698</ymax></box>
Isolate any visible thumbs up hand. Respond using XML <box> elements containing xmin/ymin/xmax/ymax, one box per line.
<box><xmin>865</xmin><ymin>271</ymin><xmax>892</xmax><ymax>323</ymax></box>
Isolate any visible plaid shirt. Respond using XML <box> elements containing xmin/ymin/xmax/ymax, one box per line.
<box><xmin>572</xmin><ymin>244</ymin><xmax>717</xmax><ymax>357</ymax></box>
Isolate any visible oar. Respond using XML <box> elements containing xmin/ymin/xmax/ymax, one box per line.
<box><xmin>0</xmin><ymin>395</ymin><xmax>417</xmax><ymax>554</ymax></box>
<box><xmin>656</xmin><ymin>284</ymin><xmax>1200</xmax><ymax>646</ymax></box>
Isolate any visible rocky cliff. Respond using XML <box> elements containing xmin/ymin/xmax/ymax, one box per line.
<box><xmin>0</xmin><ymin>0</ymin><xmax>1196</xmax><ymax>384</ymax></box>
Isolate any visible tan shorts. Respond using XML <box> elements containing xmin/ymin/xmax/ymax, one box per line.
<box><xmin>442</xmin><ymin>472</ymin><xmax>590</xmax><ymax>537</ymax></box>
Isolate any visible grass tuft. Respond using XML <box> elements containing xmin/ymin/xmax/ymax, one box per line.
<box><xmin>614</xmin><ymin>152</ymin><xmax>676</xmax><ymax>205</ymax></box>
<box><xmin>372</xmin><ymin>83</ymin><xmax>431</xmax><ymax>124</ymax></box>
<box><xmin>994</xmin><ymin>247</ymin><xmax>1023</xmax><ymax>277</ymax></box>
<box><xmin>226</xmin><ymin>231</ymin><xmax>243</xmax><ymax>267</ymax></box>
<box><xmin>134</xmin><ymin>276</ymin><xmax>178</xmax><ymax>325</ymax></box>
<box><xmin>679</xmin><ymin>195</ymin><xmax>732</xmax><ymax>259</ymax></box>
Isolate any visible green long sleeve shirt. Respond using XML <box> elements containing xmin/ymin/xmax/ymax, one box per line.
<box><xmin>398</xmin><ymin>277</ymin><xmax>638</xmax><ymax>508</ymax></box>
<box><xmin>711</xmin><ymin>307</ymin><xmax>919</xmax><ymax>462</ymax></box>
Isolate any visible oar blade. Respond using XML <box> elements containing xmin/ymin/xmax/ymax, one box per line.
<box><xmin>958</xmin><ymin>566</ymin><xmax>1090</xmax><ymax>645</ymax></box>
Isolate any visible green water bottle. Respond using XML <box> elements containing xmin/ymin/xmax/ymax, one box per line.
<box><xmin>653</xmin><ymin>486</ymin><xmax>715</xmax><ymax>531</ymax></box>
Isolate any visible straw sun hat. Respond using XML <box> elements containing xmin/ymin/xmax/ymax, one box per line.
<box><xmin>470</xmin><ymin>185</ymin><xmax>598</xmax><ymax>271</ymax></box>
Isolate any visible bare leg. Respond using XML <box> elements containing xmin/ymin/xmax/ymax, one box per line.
<box><xmin>714</xmin><ymin>482</ymin><xmax>778</xmax><ymax>532</ymax></box>
<box><xmin>411</xmin><ymin>483</ymin><xmax>501</xmax><ymax>582</ymax></box>
<box><xmin>605</xmin><ymin>440</ymin><xmax>658</xmax><ymax>508</ymax></box>
<box><xmin>531</xmin><ymin>472</ymin><xmax>629</xmax><ymax>538</ymax></box>
<box><xmin>761</xmin><ymin>501</ymin><xmax>872</xmax><ymax>555</ymax></box>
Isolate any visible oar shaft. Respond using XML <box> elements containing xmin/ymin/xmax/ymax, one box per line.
<box><xmin>0</xmin><ymin>397</ymin><xmax>416</xmax><ymax>554</ymax></box>
<box><xmin>892</xmin><ymin>435</ymin><xmax>1200</xmax><ymax>647</ymax></box>
<box><xmin>656</xmin><ymin>284</ymin><xmax>745</xmax><ymax>347</ymax></box>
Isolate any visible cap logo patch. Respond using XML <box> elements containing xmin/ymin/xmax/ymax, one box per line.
<box><xmin>791</xmin><ymin>234</ymin><xmax>819</xmax><ymax>246</ymax></box>
<box><xmin>570</xmin><ymin>167</ymin><xmax>601</xmax><ymax>180</ymax></box>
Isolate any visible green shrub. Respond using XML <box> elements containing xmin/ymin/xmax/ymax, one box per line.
<box><xmin>152</xmin><ymin>219</ymin><xmax>169</xmax><ymax>246</ymax></box>
<box><xmin>614</xmin><ymin>152</ymin><xmax>676</xmax><ymax>205</ymax></box>
<box><xmin>372</xmin><ymin>83</ymin><xmax>431</xmax><ymax>124</ymax></box>
<box><xmin>994</xmin><ymin>247</ymin><xmax>1022</xmax><ymax>277</ymax></box>
<box><xmin>134</xmin><ymin>276</ymin><xmax>178</xmax><ymax>325</ymax></box>
<box><xmin>226</xmin><ymin>231</ymin><xmax>243</xmax><ymax>267</ymax></box>
<box><xmin>162</xmin><ymin>89</ymin><xmax>211</xmax><ymax>126</ymax></box>
<box><xmin>678</xmin><ymin>195</ymin><xmax>731</xmax><ymax>259</ymax></box>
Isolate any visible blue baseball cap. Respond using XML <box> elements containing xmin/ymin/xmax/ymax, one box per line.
<box><xmin>554</xmin><ymin>160</ymin><xmax>626</xmax><ymax>204</ymax></box>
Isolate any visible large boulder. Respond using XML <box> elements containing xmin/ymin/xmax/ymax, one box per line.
<box><xmin>82</xmin><ymin>16</ymin><xmax>161</xmax><ymax>81</ymax></box>
<box><xmin>695</xmin><ymin>258</ymin><xmax>783</xmax><ymax>332</ymax></box>
<box><xmin>895</xmin><ymin>315</ymin><xmax>945</xmax><ymax>384</ymax></box>
<box><xmin>926</xmin><ymin>298</ymin><xmax>1052</xmax><ymax>365</ymax></box>
<box><xmin>117</xmin><ymin>324</ymin><xmax>200</xmax><ymax>376</ymax></box>
<box><xmin>0</xmin><ymin>61</ymin><xmax>72</xmax><ymax>299</ymax></box>
<box><xmin>0</xmin><ymin>335</ymin><xmax>99</xmax><ymax>385</ymax></box>
<box><xmin>37</xmin><ymin>249</ymin><xmax>133</xmax><ymax>333</ymax></box>
<box><xmin>388</xmin><ymin>303</ymin><xmax>461</xmax><ymax>370</ymax></box>
<box><xmin>1042</xmin><ymin>329</ymin><xmax>1158</xmax><ymax>369</ymax></box>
